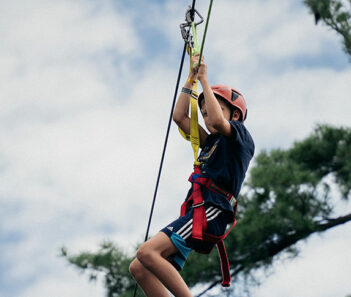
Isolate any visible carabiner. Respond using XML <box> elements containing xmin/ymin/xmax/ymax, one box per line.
<box><xmin>180</xmin><ymin>6</ymin><xmax>204</xmax><ymax>46</ymax></box>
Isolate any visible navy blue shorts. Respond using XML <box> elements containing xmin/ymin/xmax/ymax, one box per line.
<box><xmin>160</xmin><ymin>204</ymin><xmax>229</xmax><ymax>271</ymax></box>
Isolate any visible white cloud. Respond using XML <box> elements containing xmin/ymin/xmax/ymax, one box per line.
<box><xmin>246</xmin><ymin>67</ymin><xmax>351</xmax><ymax>150</ymax></box>
<box><xmin>251</xmin><ymin>221</ymin><xmax>351</xmax><ymax>297</ymax></box>
<box><xmin>18</xmin><ymin>264</ymin><xmax>105</xmax><ymax>297</ymax></box>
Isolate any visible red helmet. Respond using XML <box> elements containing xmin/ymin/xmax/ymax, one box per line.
<box><xmin>198</xmin><ymin>84</ymin><xmax>247</xmax><ymax>122</ymax></box>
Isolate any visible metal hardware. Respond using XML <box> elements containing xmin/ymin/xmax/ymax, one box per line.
<box><xmin>180</xmin><ymin>6</ymin><xmax>204</xmax><ymax>47</ymax></box>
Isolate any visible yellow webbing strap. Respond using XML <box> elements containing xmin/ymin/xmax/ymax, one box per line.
<box><xmin>178</xmin><ymin>22</ymin><xmax>201</xmax><ymax>166</ymax></box>
<box><xmin>190</xmin><ymin>89</ymin><xmax>200</xmax><ymax>166</ymax></box>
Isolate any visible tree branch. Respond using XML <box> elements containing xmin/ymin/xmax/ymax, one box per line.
<box><xmin>195</xmin><ymin>213</ymin><xmax>351</xmax><ymax>296</ymax></box>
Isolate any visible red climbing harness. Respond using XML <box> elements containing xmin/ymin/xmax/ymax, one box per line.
<box><xmin>180</xmin><ymin>165</ymin><xmax>237</xmax><ymax>287</ymax></box>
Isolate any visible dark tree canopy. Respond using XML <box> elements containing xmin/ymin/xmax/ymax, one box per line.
<box><xmin>304</xmin><ymin>0</ymin><xmax>351</xmax><ymax>58</ymax></box>
<box><xmin>62</xmin><ymin>124</ymin><xmax>351</xmax><ymax>297</ymax></box>
<box><xmin>61</xmin><ymin>242</ymin><xmax>134</xmax><ymax>297</ymax></box>
<box><xmin>184</xmin><ymin>124</ymin><xmax>351</xmax><ymax>296</ymax></box>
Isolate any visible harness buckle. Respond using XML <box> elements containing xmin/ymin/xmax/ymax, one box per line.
<box><xmin>208</xmin><ymin>181</ymin><xmax>237</xmax><ymax>207</ymax></box>
<box><xmin>228</xmin><ymin>195</ymin><xmax>237</xmax><ymax>208</ymax></box>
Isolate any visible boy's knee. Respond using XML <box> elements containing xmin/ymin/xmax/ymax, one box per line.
<box><xmin>129</xmin><ymin>258</ymin><xmax>143</xmax><ymax>280</ymax></box>
<box><xmin>136</xmin><ymin>243</ymin><xmax>155</xmax><ymax>267</ymax></box>
<box><xmin>129</xmin><ymin>259</ymin><xmax>137</xmax><ymax>275</ymax></box>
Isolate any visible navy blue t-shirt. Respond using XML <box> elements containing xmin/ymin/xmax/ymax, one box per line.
<box><xmin>195</xmin><ymin>120</ymin><xmax>255</xmax><ymax>212</ymax></box>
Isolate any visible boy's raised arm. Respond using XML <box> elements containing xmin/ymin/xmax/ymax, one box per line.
<box><xmin>173</xmin><ymin>56</ymin><xmax>208</xmax><ymax>145</ymax></box>
<box><xmin>172</xmin><ymin>74</ymin><xmax>195</xmax><ymax>130</ymax></box>
<box><xmin>197</xmin><ymin>59</ymin><xmax>232</xmax><ymax>137</ymax></box>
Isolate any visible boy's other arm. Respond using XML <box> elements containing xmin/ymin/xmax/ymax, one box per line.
<box><xmin>199</xmin><ymin>76</ymin><xmax>232</xmax><ymax>137</ymax></box>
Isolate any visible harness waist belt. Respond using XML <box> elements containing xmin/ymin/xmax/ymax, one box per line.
<box><xmin>206</xmin><ymin>180</ymin><xmax>237</xmax><ymax>208</ymax></box>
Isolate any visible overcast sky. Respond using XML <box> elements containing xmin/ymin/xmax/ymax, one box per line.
<box><xmin>1</xmin><ymin>0</ymin><xmax>351</xmax><ymax>296</ymax></box>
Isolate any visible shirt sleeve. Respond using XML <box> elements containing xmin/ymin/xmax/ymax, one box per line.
<box><xmin>229</xmin><ymin>121</ymin><xmax>255</xmax><ymax>157</ymax></box>
<box><xmin>229</xmin><ymin>120</ymin><xmax>244</xmax><ymax>145</ymax></box>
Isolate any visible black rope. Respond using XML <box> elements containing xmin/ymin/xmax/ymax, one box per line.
<box><xmin>132</xmin><ymin>1</ymin><xmax>197</xmax><ymax>296</ymax></box>
<box><xmin>144</xmin><ymin>45</ymin><xmax>187</xmax><ymax>242</ymax></box>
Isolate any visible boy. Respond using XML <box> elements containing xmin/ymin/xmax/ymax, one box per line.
<box><xmin>129</xmin><ymin>54</ymin><xmax>254</xmax><ymax>296</ymax></box>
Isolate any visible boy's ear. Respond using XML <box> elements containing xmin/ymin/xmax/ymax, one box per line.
<box><xmin>232</xmin><ymin>109</ymin><xmax>241</xmax><ymax>121</ymax></box>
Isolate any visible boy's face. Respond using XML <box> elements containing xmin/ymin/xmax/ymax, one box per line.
<box><xmin>200</xmin><ymin>98</ymin><xmax>231</xmax><ymax>134</ymax></box>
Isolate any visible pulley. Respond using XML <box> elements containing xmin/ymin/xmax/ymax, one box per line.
<box><xmin>180</xmin><ymin>6</ymin><xmax>204</xmax><ymax>48</ymax></box>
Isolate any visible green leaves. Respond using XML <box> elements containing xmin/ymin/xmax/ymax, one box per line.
<box><xmin>185</xmin><ymin>124</ymin><xmax>351</xmax><ymax>295</ymax></box>
<box><xmin>304</xmin><ymin>0</ymin><xmax>351</xmax><ymax>58</ymax></box>
<box><xmin>289</xmin><ymin>124</ymin><xmax>351</xmax><ymax>198</ymax></box>
<box><xmin>61</xmin><ymin>241</ymin><xmax>136</xmax><ymax>297</ymax></box>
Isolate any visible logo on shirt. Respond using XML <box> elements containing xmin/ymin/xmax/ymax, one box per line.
<box><xmin>198</xmin><ymin>139</ymin><xmax>219</xmax><ymax>162</ymax></box>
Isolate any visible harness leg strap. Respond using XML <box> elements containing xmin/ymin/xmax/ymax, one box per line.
<box><xmin>216</xmin><ymin>240</ymin><xmax>231</xmax><ymax>287</ymax></box>
<box><xmin>180</xmin><ymin>165</ymin><xmax>236</xmax><ymax>287</ymax></box>
<box><xmin>191</xmin><ymin>182</ymin><xmax>206</xmax><ymax>240</ymax></box>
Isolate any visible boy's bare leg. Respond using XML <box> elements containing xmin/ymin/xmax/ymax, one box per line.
<box><xmin>130</xmin><ymin>232</ymin><xmax>193</xmax><ymax>297</ymax></box>
<box><xmin>129</xmin><ymin>258</ymin><xmax>169</xmax><ymax>297</ymax></box>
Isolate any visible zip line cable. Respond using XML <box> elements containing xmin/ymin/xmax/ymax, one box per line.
<box><xmin>198</xmin><ymin>0</ymin><xmax>213</xmax><ymax>68</ymax></box>
<box><xmin>132</xmin><ymin>1</ymin><xmax>197</xmax><ymax>296</ymax></box>
<box><xmin>143</xmin><ymin>41</ymin><xmax>188</xmax><ymax>243</ymax></box>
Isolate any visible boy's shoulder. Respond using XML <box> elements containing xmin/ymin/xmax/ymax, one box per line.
<box><xmin>228</xmin><ymin>120</ymin><xmax>255</xmax><ymax>153</ymax></box>
<box><xmin>203</xmin><ymin>120</ymin><xmax>254</xmax><ymax>153</ymax></box>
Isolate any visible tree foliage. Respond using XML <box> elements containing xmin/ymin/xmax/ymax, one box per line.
<box><xmin>185</xmin><ymin>124</ymin><xmax>351</xmax><ymax>296</ymax></box>
<box><xmin>61</xmin><ymin>241</ymin><xmax>135</xmax><ymax>297</ymax></box>
<box><xmin>304</xmin><ymin>0</ymin><xmax>351</xmax><ymax>58</ymax></box>
<box><xmin>62</xmin><ymin>125</ymin><xmax>351</xmax><ymax>296</ymax></box>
